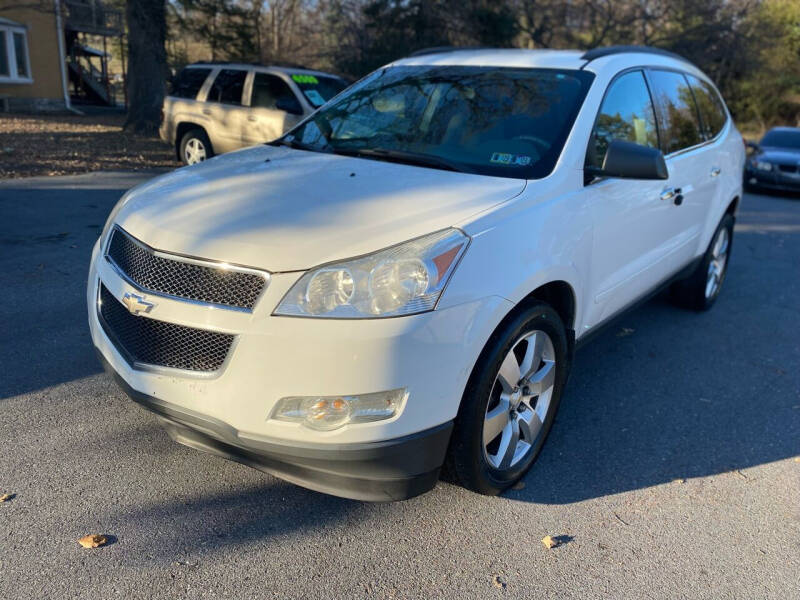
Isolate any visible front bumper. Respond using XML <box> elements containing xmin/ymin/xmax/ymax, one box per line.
<box><xmin>88</xmin><ymin>236</ymin><xmax>512</xmax><ymax>499</ymax></box>
<box><xmin>98</xmin><ymin>350</ymin><xmax>452</xmax><ymax>501</ymax></box>
<box><xmin>744</xmin><ymin>168</ymin><xmax>800</xmax><ymax>193</ymax></box>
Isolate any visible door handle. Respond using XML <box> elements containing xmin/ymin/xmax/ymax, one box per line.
<box><xmin>247</xmin><ymin>115</ymin><xmax>257</xmax><ymax>122</ymax></box>
<box><xmin>202</xmin><ymin>109</ymin><xmax>211</xmax><ymax>115</ymax></box>
<box><xmin>660</xmin><ymin>187</ymin><xmax>684</xmax><ymax>206</ymax></box>
<box><xmin>710</xmin><ymin>166</ymin><xmax>721</xmax><ymax>177</ymax></box>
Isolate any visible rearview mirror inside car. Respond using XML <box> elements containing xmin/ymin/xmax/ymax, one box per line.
<box><xmin>588</xmin><ymin>139</ymin><xmax>669</xmax><ymax>180</ymax></box>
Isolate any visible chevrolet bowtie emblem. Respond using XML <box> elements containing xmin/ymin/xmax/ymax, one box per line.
<box><xmin>121</xmin><ymin>292</ymin><xmax>154</xmax><ymax>316</ymax></box>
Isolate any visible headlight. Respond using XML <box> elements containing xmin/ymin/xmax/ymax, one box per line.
<box><xmin>274</xmin><ymin>228</ymin><xmax>469</xmax><ymax>318</ymax></box>
<box><xmin>270</xmin><ymin>389</ymin><xmax>406</xmax><ymax>431</ymax></box>
<box><xmin>751</xmin><ymin>159</ymin><xmax>773</xmax><ymax>171</ymax></box>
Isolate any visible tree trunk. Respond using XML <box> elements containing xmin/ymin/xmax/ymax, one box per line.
<box><xmin>124</xmin><ymin>0</ymin><xmax>167</xmax><ymax>135</ymax></box>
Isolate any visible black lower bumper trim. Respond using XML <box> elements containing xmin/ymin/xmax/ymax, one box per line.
<box><xmin>97</xmin><ymin>349</ymin><xmax>453</xmax><ymax>501</ymax></box>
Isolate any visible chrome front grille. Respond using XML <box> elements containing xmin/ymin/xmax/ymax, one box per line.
<box><xmin>105</xmin><ymin>227</ymin><xmax>268</xmax><ymax>310</ymax></box>
<box><xmin>98</xmin><ymin>283</ymin><xmax>234</xmax><ymax>372</ymax></box>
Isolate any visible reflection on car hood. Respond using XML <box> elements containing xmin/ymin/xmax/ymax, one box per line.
<box><xmin>756</xmin><ymin>147</ymin><xmax>800</xmax><ymax>164</ymax></box>
<box><xmin>114</xmin><ymin>145</ymin><xmax>526</xmax><ymax>271</ymax></box>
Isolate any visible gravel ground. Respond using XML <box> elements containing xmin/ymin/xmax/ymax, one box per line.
<box><xmin>0</xmin><ymin>113</ymin><xmax>175</xmax><ymax>178</ymax></box>
<box><xmin>0</xmin><ymin>172</ymin><xmax>798</xmax><ymax>599</ymax></box>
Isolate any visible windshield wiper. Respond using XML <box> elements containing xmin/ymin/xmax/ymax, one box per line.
<box><xmin>266</xmin><ymin>138</ymin><xmax>326</xmax><ymax>152</ymax></box>
<box><xmin>330</xmin><ymin>147</ymin><xmax>463</xmax><ymax>173</ymax></box>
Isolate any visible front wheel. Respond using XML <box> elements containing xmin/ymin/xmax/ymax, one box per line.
<box><xmin>445</xmin><ymin>303</ymin><xmax>570</xmax><ymax>495</ymax></box>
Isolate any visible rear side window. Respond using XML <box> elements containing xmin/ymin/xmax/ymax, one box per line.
<box><xmin>648</xmin><ymin>70</ymin><xmax>703</xmax><ymax>154</ymax></box>
<box><xmin>686</xmin><ymin>75</ymin><xmax>727</xmax><ymax>139</ymax></box>
<box><xmin>207</xmin><ymin>69</ymin><xmax>247</xmax><ymax>105</ymax></box>
<box><xmin>251</xmin><ymin>73</ymin><xmax>302</xmax><ymax>114</ymax></box>
<box><xmin>170</xmin><ymin>67</ymin><xmax>211</xmax><ymax>99</ymax></box>
<box><xmin>587</xmin><ymin>70</ymin><xmax>659</xmax><ymax>168</ymax></box>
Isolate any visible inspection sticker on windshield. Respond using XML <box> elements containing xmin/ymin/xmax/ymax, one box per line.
<box><xmin>490</xmin><ymin>152</ymin><xmax>531</xmax><ymax>166</ymax></box>
<box><xmin>304</xmin><ymin>89</ymin><xmax>326</xmax><ymax>107</ymax></box>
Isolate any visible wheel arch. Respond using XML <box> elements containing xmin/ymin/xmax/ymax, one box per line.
<box><xmin>175</xmin><ymin>122</ymin><xmax>211</xmax><ymax>160</ymax></box>
<box><xmin>477</xmin><ymin>280</ymin><xmax>578</xmax><ymax>371</ymax></box>
<box><xmin>725</xmin><ymin>195</ymin><xmax>740</xmax><ymax>217</ymax></box>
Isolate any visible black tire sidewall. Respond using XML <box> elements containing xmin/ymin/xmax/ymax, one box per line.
<box><xmin>696</xmin><ymin>213</ymin><xmax>735</xmax><ymax>310</ymax></box>
<box><xmin>180</xmin><ymin>129</ymin><xmax>213</xmax><ymax>165</ymax></box>
<box><xmin>447</xmin><ymin>303</ymin><xmax>570</xmax><ymax>495</ymax></box>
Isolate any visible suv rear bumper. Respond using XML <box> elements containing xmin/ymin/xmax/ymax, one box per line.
<box><xmin>97</xmin><ymin>351</ymin><xmax>452</xmax><ymax>502</ymax></box>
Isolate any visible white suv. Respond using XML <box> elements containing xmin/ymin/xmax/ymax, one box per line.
<box><xmin>89</xmin><ymin>46</ymin><xmax>744</xmax><ymax>501</ymax></box>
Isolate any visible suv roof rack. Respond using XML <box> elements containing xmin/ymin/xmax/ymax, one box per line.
<box><xmin>188</xmin><ymin>60</ymin><xmax>312</xmax><ymax>70</ymax></box>
<box><xmin>581</xmin><ymin>45</ymin><xmax>688</xmax><ymax>63</ymax></box>
<box><xmin>409</xmin><ymin>46</ymin><xmax>492</xmax><ymax>57</ymax></box>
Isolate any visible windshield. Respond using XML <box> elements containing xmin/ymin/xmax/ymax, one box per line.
<box><xmin>761</xmin><ymin>129</ymin><xmax>800</xmax><ymax>150</ymax></box>
<box><xmin>290</xmin><ymin>73</ymin><xmax>348</xmax><ymax>108</ymax></box>
<box><xmin>282</xmin><ymin>65</ymin><xmax>594</xmax><ymax>179</ymax></box>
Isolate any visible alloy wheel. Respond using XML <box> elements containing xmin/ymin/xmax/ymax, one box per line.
<box><xmin>705</xmin><ymin>227</ymin><xmax>729</xmax><ymax>299</ymax></box>
<box><xmin>482</xmin><ymin>330</ymin><xmax>556</xmax><ymax>470</ymax></box>
<box><xmin>184</xmin><ymin>138</ymin><xmax>207</xmax><ymax>164</ymax></box>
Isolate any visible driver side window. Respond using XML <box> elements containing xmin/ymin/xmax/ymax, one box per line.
<box><xmin>586</xmin><ymin>70</ymin><xmax>659</xmax><ymax>169</ymax></box>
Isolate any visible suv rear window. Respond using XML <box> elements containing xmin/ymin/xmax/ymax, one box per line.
<box><xmin>686</xmin><ymin>75</ymin><xmax>727</xmax><ymax>140</ymax></box>
<box><xmin>648</xmin><ymin>69</ymin><xmax>703</xmax><ymax>154</ymax></box>
<box><xmin>170</xmin><ymin>67</ymin><xmax>211</xmax><ymax>99</ymax></box>
<box><xmin>207</xmin><ymin>69</ymin><xmax>247</xmax><ymax>105</ymax></box>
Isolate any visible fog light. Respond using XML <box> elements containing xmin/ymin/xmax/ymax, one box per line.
<box><xmin>271</xmin><ymin>389</ymin><xmax>406</xmax><ymax>431</ymax></box>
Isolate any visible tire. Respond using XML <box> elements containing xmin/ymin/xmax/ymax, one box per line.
<box><xmin>670</xmin><ymin>213</ymin><xmax>734</xmax><ymax>311</ymax></box>
<box><xmin>179</xmin><ymin>128</ymin><xmax>213</xmax><ymax>165</ymax></box>
<box><xmin>444</xmin><ymin>303</ymin><xmax>570</xmax><ymax>495</ymax></box>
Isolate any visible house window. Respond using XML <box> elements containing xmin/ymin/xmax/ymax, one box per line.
<box><xmin>0</xmin><ymin>21</ymin><xmax>31</xmax><ymax>83</ymax></box>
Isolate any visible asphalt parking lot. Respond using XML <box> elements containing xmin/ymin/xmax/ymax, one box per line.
<box><xmin>1</xmin><ymin>172</ymin><xmax>798</xmax><ymax>599</ymax></box>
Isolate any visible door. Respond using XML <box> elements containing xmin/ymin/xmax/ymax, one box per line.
<box><xmin>685</xmin><ymin>74</ymin><xmax>730</xmax><ymax>233</ymax></box>
<box><xmin>203</xmin><ymin>68</ymin><xmax>250</xmax><ymax>154</ymax></box>
<box><xmin>647</xmin><ymin>69</ymin><xmax>714</xmax><ymax>265</ymax></box>
<box><xmin>582</xmin><ymin>70</ymin><xmax>680</xmax><ymax>328</ymax></box>
<box><xmin>243</xmin><ymin>72</ymin><xmax>305</xmax><ymax>145</ymax></box>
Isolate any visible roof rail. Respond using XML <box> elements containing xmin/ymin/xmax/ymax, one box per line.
<box><xmin>409</xmin><ymin>46</ymin><xmax>492</xmax><ymax>57</ymax></box>
<box><xmin>581</xmin><ymin>45</ymin><xmax>689</xmax><ymax>64</ymax></box>
<box><xmin>188</xmin><ymin>60</ymin><xmax>312</xmax><ymax>70</ymax></box>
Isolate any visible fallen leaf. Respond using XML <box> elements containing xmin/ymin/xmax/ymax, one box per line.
<box><xmin>512</xmin><ymin>481</ymin><xmax>526</xmax><ymax>490</ymax></box>
<box><xmin>617</xmin><ymin>327</ymin><xmax>635</xmax><ymax>337</ymax></box>
<box><xmin>542</xmin><ymin>535</ymin><xmax>558</xmax><ymax>549</ymax></box>
<box><xmin>78</xmin><ymin>534</ymin><xmax>108</xmax><ymax>548</ymax></box>
<box><xmin>0</xmin><ymin>493</ymin><xmax>13</xmax><ymax>502</ymax></box>
<box><xmin>492</xmin><ymin>575</ymin><xmax>507</xmax><ymax>589</ymax></box>
<box><xmin>673</xmin><ymin>478</ymin><xmax>686</xmax><ymax>484</ymax></box>
<box><xmin>794</xmin><ymin>457</ymin><xmax>800</xmax><ymax>463</ymax></box>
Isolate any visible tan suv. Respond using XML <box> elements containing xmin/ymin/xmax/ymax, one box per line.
<box><xmin>160</xmin><ymin>63</ymin><xmax>348</xmax><ymax>165</ymax></box>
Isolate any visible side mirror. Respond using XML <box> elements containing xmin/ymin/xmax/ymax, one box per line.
<box><xmin>276</xmin><ymin>97</ymin><xmax>303</xmax><ymax>115</ymax></box>
<box><xmin>588</xmin><ymin>139</ymin><xmax>668</xmax><ymax>180</ymax></box>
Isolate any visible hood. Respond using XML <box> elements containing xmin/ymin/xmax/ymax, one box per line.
<box><xmin>114</xmin><ymin>145</ymin><xmax>526</xmax><ymax>271</ymax></box>
<box><xmin>756</xmin><ymin>146</ymin><xmax>800</xmax><ymax>164</ymax></box>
